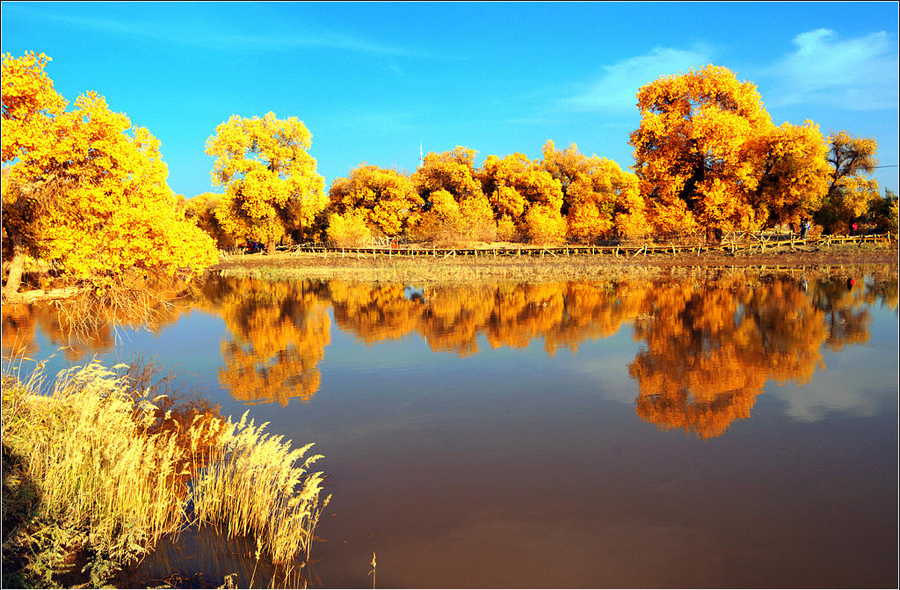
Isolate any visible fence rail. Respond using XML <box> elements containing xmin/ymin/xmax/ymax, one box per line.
<box><xmin>268</xmin><ymin>233</ymin><xmax>896</xmax><ymax>259</ymax></box>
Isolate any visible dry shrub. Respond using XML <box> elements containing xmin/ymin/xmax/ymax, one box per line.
<box><xmin>1</xmin><ymin>361</ymin><xmax>192</xmax><ymax>586</ymax></box>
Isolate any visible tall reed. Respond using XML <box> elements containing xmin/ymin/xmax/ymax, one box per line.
<box><xmin>189</xmin><ymin>411</ymin><xmax>331</xmax><ymax>566</ymax></box>
<box><xmin>2</xmin><ymin>360</ymin><xmax>190</xmax><ymax>585</ymax></box>
<box><xmin>1</xmin><ymin>358</ymin><xmax>328</xmax><ymax>587</ymax></box>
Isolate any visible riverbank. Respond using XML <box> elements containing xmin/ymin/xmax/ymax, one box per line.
<box><xmin>212</xmin><ymin>242</ymin><xmax>898</xmax><ymax>284</ymax></box>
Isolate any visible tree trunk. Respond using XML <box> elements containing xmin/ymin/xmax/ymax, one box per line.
<box><xmin>3</xmin><ymin>286</ymin><xmax>86</xmax><ymax>304</ymax></box>
<box><xmin>267</xmin><ymin>237</ymin><xmax>276</xmax><ymax>255</ymax></box>
<box><xmin>3</xmin><ymin>247</ymin><xmax>26</xmax><ymax>294</ymax></box>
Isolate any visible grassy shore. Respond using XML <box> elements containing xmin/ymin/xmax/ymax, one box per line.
<box><xmin>1</xmin><ymin>360</ymin><xmax>328</xmax><ymax>588</ymax></box>
<box><xmin>212</xmin><ymin>242</ymin><xmax>898</xmax><ymax>285</ymax></box>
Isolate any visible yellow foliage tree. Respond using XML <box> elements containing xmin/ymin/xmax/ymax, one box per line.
<box><xmin>1</xmin><ymin>52</ymin><xmax>66</xmax><ymax>163</ymax></box>
<box><xmin>184</xmin><ymin>192</ymin><xmax>236</xmax><ymax>250</ymax></box>
<box><xmin>326</xmin><ymin>209</ymin><xmax>373</xmax><ymax>247</ymax></box>
<box><xmin>479</xmin><ymin>152</ymin><xmax>565</xmax><ymax>243</ymax></box>
<box><xmin>566</xmin><ymin>158</ymin><xmax>648</xmax><ymax>242</ymax></box>
<box><xmin>751</xmin><ymin>120</ymin><xmax>829</xmax><ymax>228</ymax></box>
<box><xmin>410</xmin><ymin>147</ymin><xmax>496</xmax><ymax>244</ymax></box>
<box><xmin>630</xmin><ymin>65</ymin><xmax>773</xmax><ymax>237</ymax></box>
<box><xmin>541</xmin><ymin>140</ymin><xmax>649</xmax><ymax>241</ymax></box>
<box><xmin>206</xmin><ymin>112</ymin><xmax>327</xmax><ymax>254</ymax></box>
<box><xmin>327</xmin><ymin>164</ymin><xmax>422</xmax><ymax>237</ymax></box>
<box><xmin>2</xmin><ymin>53</ymin><xmax>217</xmax><ymax>294</ymax></box>
<box><xmin>540</xmin><ymin>140</ymin><xmax>594</xmax><ymax>211</ymax></box>
<box><xmin>816</xmin><ymin>131</ymin><xmax>881</xmax><ymax>233</ymax></box>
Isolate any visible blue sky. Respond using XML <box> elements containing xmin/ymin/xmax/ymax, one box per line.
<box><xmin>2</xmin><ymin>2</ymin><xmax>898</xmax><ymax>198</ymax></box>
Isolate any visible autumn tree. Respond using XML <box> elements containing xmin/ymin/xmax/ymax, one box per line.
<box><xmin>2</xmin><ymin>52</ymin><xmax>218</xmax><ymax>296</ymax></box>
<box><xmin>326</xmin><ymin>164</ymin><xmax>422</xmax><ymax>243</ymax></box>
<box><xmin>567</xmin><ymin>158</ymin><xmax>648</xmax><ymax>242</ymax></box>
<box><xmin>410</xmin><ymin>147</ymin><xmax>496</xmax><ymax>244</ymax></box>
<box><xmin>815</xmin><ymin>131</ymin><xmax>881</xmax><ymax>233</ymax></box>
<box><xmin>630</xmin><ymin>65</ymin><xmax>774</xmax><ymax>237</ymax></box>
<box><xmin>540</xmin><ymin>140</ymin><xmax>594</xmax><ymax>212</ymax></box>
<box><xmin>867</xmin><ymin>188</ymin><xmax>898</xmax><ymax>233</ymax></box>
<box><xmin>540</xmin><ymin>141</ymin><xmax>649</xmax><ymax>242</ymax></box>
<box><xmin>1</xmin><ymin>52</ymin><xmax>65</xmax><ymax>163</ymax></box>
<box><xmin>184</xmin><ymin>192</ymin><xmax>236</xmax><ymax>250</ymax></box>
<box><xmin>751</xmin><ymin>121</ymin><xmax>829</xmax><ymax>229</ymax></box>
<box><xmin>478</xmin><ymin>152</ymin><xmax>565</xmax><ymax>243</ymax></box>
<box><xmin>206</xmin><ymin>112</ymin><xmax>327</xmax><ymax>254</ymax></box>
<box><xmin>325</xmin><ymin>209</ymin><xmax>373</xmax><ymax>247</ymax></box>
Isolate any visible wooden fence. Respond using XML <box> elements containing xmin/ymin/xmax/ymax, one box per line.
<box><xmin>274</xmin><ymin>233</ymin><xmax>896</xmax><ymax>259</ymax></box>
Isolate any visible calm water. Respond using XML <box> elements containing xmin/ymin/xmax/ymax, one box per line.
<box><xmin>3</xmin><ymin>270</ymin><xmax>898</xmax><ymax>588</ymax></box>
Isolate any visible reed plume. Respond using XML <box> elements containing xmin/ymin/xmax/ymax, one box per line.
<box><xmin>2</xmin><ymin>358</ymin><xmax>328</xmax><ymax>587</ymax></box>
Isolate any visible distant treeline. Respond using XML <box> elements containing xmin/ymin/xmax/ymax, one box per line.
<box><xmin>189</xmin><ymin>66</ymin><xmax>897</xmax><ymax>252</ymax></box>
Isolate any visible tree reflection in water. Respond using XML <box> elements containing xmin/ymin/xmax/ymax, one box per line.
<box><xmin>4</xmin><ymin>271</ymin><xmax>895</xmax><ymax>437</ymax></box>
<box><xmin>202</xmin><ymin>276</ymin><xmax>331</xmax><ymax>406</ymax></box>
<box><xmin>1</xmin><ymin>284</ymin><xmax>191</xmax><ymax>360</ymax></box>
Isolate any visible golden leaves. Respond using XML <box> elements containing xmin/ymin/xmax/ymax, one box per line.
<box><xmin>410</xmin><ymin>148</ymin><xmax>497</xmax><ymax>244</ymax></box>
<box><xmin>1</xmin><ymin>52</ymin><xmax>67</xmax><ymax>164</ymax></box>
<box><xmin>206</xmin><ymin>113</ymin><xmax>326</xmax><ymax>246</ymax></box>
<box><xmin>2</xmin><ymin>53</ymin><xmax>217</xmax><ymax>286</ymax></box>
<box><xmin>630</xmin><ymin>65</ymin><xmax>777</xmax><ymax>235</ymax></box>
<box><xmin>753</xmin><ymin>120</ymin><xmax>829</xmax><ymax>227</ymax></box>
<box><xmin>817</xmin><ymin>131</ymin><xmax>882</xmax><ymax>233</ymax></box>
<box><xmin>327</xmin><ymin>164</ymin><xmax>423</xmax><ymax>238</ymax></box>
<box><xmin>479</xmin><ymin>152</ymin><xmax>564</xmax><ymax>243</ymax></box>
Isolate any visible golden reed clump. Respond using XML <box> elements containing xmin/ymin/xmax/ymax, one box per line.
<box><xmin>189</xmin><ymin>410</ymin><xmax>330</xmax><ymax>566</ymax></box>
<box><xmin>1</xmin><ymin>358</ymin><xmax>328</xmax><ymax>586</ymax></box>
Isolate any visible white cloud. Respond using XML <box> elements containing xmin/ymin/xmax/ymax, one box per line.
<box><xmin>563</xmin><ymin>46</ymin><xmax>713</xmax><ymax>113</ymax></box>
<box><xmin>766</xmin><ymin>29</ymin><xmax>898</xmax><ymax>111</ymax></box>
<box><xmin>767</xmin><ymin>344</ymin><xmax>898</xmax><ymax>423</ymax></box>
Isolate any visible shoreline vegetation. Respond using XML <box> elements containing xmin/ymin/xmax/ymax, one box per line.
<box><xmin>211</xmin><ymin>241</ymin><xmax>899</xmax><ymax>285</ymax></box>
<box><xmin>4</xmin><ymin>236</ymin><xmax>897</xmax><ymax>306</ymax></box>
<box><xmin>0</xmin><ymin>359</ymin><xmax>329</xmax><ymax>589</ymax></box>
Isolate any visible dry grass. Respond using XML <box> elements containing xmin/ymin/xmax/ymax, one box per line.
<box><xmin>2</xmin><ymin>360</ymin><xmax>190</xmax><ymax>586</ymax></box>
<box><xmin>189</xmin><ymin>410</ymin><xmax>330</xmax><ymax>569</ymax></box>
<box><xmin>1</xmin><ymin>358</ymin><xmax>328</xmax><ymax>588</ymax></box>
<box><xmin>214</xmin><ymin>249</ymin><xmax>899</xmax><ymax>286</ymax></box>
